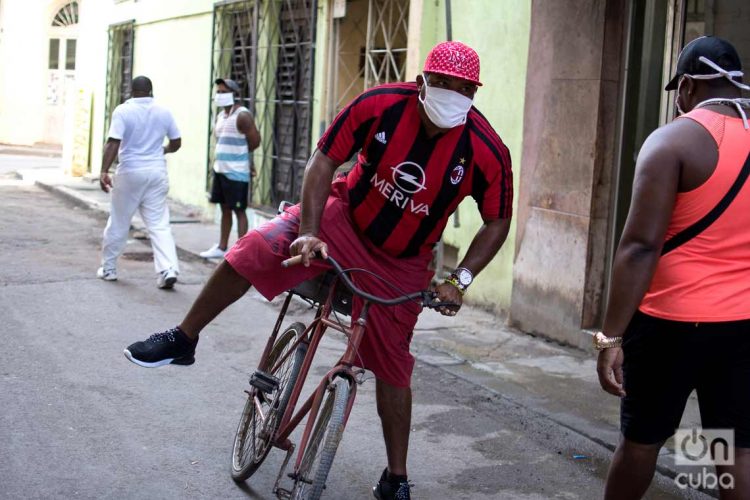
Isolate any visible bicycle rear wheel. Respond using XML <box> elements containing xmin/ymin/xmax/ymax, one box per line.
<box><xmin>291</xmin><ymin>376</ymin><xmax>352</xmax><ymax>500</ymax></box>
<box><xmin>231</xmin><ymin>322</ymin><xmax>308</xmax><ymax>482</ymax></box>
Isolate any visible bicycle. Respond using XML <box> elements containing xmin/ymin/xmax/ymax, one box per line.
<box><xmin>229</xmin><ymin>253</ymin><xmax>454</xmax><ymax>499</ymax></box>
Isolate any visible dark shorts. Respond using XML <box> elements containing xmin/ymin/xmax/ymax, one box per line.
<box><xmin>209</xmin><ymin>171</ymin><xmax>249</xmax><ymax>210</ymax></box>
<box><xmin>621</xmin><ymin>311</ymin><xmax>750</xmax><ymax>447</ymax></box>
<box><xmin>224</xmin><ymin>181</ymin><xmax>433</xmax><ymax>388</ymax></box>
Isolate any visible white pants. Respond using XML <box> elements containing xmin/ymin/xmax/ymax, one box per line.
<box><xmin>101</xmin><ymin>168</ymin><xmax>179</xmax><ymax>274</ymax></box>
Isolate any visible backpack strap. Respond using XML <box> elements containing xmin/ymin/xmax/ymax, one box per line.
<box><xmin>662</xmin><ymin>150</ymin><xmax>750</xmax><ymax>255</ymax></box>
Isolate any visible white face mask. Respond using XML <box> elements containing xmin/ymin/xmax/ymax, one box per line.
<box><xmin>418</xmin><ymin>74</ymin><xmax>474</xmax><ymax>129</ymax></box>
<box><xmin>214</xmin><ymin>92</ymin><xmax>235</xmax><ymax>107</ymax></box>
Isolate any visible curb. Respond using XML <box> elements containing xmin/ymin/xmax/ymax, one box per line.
<box><xmin>34</xmin><ymin>178</ymin><xmax>186</xmax><ymax>238</ymax></box>
<box><xmin>36</xmin><ymin>180</ymin><xmax>110</xmax><ymax>214</ymax></box>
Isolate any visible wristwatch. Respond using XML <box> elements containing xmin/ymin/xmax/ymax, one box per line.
<box><xmin>445</xmin><ymin>267</ymin><xmax>473</xmax><ymax>294</ymax></box>
<box><xmin>592</xmin><ymin>331</ymin><xmax>623</xmax><ymax>350</ymax></box>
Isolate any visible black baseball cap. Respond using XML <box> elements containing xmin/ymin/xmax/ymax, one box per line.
<box><xmin>665</xmin><ymin>36</ymin><xmax>743</xmax><ymax>91</ymax></box>
<box><xmin>215</xmin><ymin>78</ymin><xmax>241</xmax><ymax>94</ymax></box>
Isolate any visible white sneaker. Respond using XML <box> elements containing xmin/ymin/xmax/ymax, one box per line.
<box><xmin>157</xmin><ymin>268</ymin><xmax>178</xmax><ymax>289</ymax></box>
<box><xmin>97</xmin><ymin>267</ymin><xmax>118</xmax><ymax>281</ymax></box>
<box><xmin>199</xmin><ymin>244</ymin><xmax>226</xmax><ymax>259</ymax></box>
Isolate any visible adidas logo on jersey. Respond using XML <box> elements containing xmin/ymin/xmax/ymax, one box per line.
<box><xmin>374</xmin><ymin>131</ymin><xmax>387</xmax><ymax>144</ymax></box>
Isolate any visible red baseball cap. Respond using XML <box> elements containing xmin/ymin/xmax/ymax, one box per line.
<box><xmin>423</xmin><ymin>41</ymin><xmax>482</xmax><ymax>86</ymax></box>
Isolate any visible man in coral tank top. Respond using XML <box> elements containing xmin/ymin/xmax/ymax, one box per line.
<box><xmin>596</xmin><ymin>37</ymin><xmax>750</xmax><ymax>499</ymax></box>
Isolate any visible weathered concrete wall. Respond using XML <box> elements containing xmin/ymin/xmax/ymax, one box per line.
<box><xmin>510</xmin><ymin>0</ymin><xmax>624</xmax><ymax>347</ymax></box>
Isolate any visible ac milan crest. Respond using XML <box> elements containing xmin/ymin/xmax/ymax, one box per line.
<box><xmin>450</xmin><ymin>165</ymin><xmax>464</xmax><ymax>185</ymax></box>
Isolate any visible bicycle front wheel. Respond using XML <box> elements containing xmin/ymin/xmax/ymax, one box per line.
<box><xmin>291</xmin><ymin>376</ymin><xmax>352</xmax><ymax>500</ymax></box>
<box><xmin>231</xmin><ymin>322</ymin><xmax>308</xmax><ymax>482</ymax></box>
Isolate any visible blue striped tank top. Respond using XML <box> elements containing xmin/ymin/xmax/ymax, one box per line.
<box><xmin>214</xmin><ymin>106</ymin><xmax>250</xmax><ymax>182</ymax></box>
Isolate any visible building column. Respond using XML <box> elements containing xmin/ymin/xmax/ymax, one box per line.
<box><xmin>509</xmin><ymin>0</ymin><xmax>626</xmax><ymax>347</ymax></box>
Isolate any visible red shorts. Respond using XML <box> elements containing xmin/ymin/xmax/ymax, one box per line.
<box><xmin>225</xmin><ymin>181</ymin><xmax>433</xmax><ymax>387</ymax></box>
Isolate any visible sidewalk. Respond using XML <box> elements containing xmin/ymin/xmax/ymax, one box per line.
<box><xmin>14</xmin><ymin>158</ymin><xmax>705</xmax><ymax>492</ymax></box>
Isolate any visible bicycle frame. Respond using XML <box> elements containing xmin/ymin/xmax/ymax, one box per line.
<box><xmin>239</xmin><ymin>255</ymin><xmax>452</xmax><ymax>495</ymax></box>
<box><xmin>252</xmin><ymin>275</ymin><xmax>371</xmax><ymax>487</ymax></box>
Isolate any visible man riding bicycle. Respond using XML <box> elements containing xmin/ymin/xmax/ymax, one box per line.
<box><xmin>124</xmin><ymin>41</ymin><xmax>513</xmax><ymax>499</ymax></box>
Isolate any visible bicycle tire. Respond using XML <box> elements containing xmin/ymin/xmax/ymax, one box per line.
<box><xmin>231</xmin><ymin>322</ymin><xmax>308</xmax><ymax>482</ymax></box>
<box><xmin>291</xmin><ymin>377</ymin><xmax>351</xmax><ymax>500</ymax></box>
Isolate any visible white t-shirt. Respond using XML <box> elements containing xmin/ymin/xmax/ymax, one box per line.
<box><xmin>108</xmin><ymin>97</ymin><xmax>180</xmax><ymax>172</ymax></box>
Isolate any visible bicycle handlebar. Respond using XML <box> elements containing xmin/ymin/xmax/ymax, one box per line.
<box><xmin>281</xmin><ymin>254</ymin><xmax>458</xmax><ymax>310</ymax></box>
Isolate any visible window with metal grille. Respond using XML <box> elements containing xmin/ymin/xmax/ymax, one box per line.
<box><xmin>103</xmin><ymin>21</ymin><xmax>135</xmax><ymax>141</ymax></box>
<box><xmin>325</xmin><ymin>0</ymin><xmax>409</xmax><ymax>121</ymax></box>
<box><xmin>210</xmin><ymin>0</ymin><xmax>317</xmax><ymax>208</ymax></box>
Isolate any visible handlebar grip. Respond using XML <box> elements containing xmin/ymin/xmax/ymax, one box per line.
<box><xmin>432</xmin><ymin>301</ymin><xmax>461</xmax><ymax>311</ymax></box>
<box><xmin>281</xmin><ymin>255</ymin><xmax>304</xmax><ymax>268</ymax></box>
<box><xmin>421</xmin><ymin>291</ymin><xmax>460</xmax><ymax>311</ymax></box>
<box><xmin>281</xmin><ymin>250</ymin><xmax>325</xmax><ymax>268</ymax></box>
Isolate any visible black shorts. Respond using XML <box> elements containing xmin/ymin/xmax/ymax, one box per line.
<box><xmin>621</xmin><ymin>311</ymin><xmax>750</xmax><ymax>447</ymax></box>
<box><xmin>209</xmin><ymin>172</ymin><xmax>250</xmax><ymax>210</ymax></box>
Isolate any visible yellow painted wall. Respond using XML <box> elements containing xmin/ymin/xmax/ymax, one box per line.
<box><xmin>131</xmin><ymin>13</ymin><xmax>214</xmax><ymax>207</ymax></box>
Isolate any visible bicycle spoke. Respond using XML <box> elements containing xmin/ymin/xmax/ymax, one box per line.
<box><xmin>232</xmin><ymin>323</ymin><xmax>308</xmax><ymax>482</ymax></box>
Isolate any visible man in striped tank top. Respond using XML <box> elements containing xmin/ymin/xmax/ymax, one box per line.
<box><xmin>200</xmin><ymin>78</ymin><xmax>261</xmax><ymax>259</ymax></box>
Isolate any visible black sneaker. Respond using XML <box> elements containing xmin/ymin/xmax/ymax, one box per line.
<box><xmin>124</xmin><ymin>327</ymin><xmax>197</xmax><ymax>368</ymax></box>
<box><xmin>373</xmin><ymin>468</ymin><xmax>411</xmax><ymax>500</ymax></box>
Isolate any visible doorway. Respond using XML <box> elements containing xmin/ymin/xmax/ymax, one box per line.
<box><xmin>44</xmin><ymin>1</ymin><xmax>79</xmax><ymax>145</ymax></box>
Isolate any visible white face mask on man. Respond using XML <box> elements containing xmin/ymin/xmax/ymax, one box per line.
<box><xmin>214</xmin><ymin>92</ymin><xmax>235</xmax><ymax>107</ymax></box>
<box><xmin>418</xmin><ymin>74</ymin><xmax>474</xmax><ymax>129</ymax></box>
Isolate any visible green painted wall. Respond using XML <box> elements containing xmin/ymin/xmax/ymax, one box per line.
<box><xmin>419</xmin><ymin>0</ymin><xmax>530</xmax><ymax>314</ymax></box>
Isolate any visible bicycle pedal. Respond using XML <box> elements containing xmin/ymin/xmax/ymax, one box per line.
<box><xmin>249</xmin><ymin>369</ymin><xmax>280</xmax><ymax>394</ymax></box>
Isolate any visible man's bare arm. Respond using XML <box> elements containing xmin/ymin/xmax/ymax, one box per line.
<box><xmin>602</xmin><ymin>126</ymin><xmax>681</xmax><ymax>337</ymax></box>
<box><xmin>457</xmin><ymin>218</ymin><xmax>511</xmax><ymax>275</ymax></box>
<box><xmin>433</xmin><ymin>217</ymin><xmax>510</xmax><ymax>316</ymax></box>
<box><xmin>287</xmin><ymin>150</ymin><xmax>340</xmax><ymax>266</ymax></box>
<box><xmin>163</xmin><ymin>137</ymin><xmax>181</xmax><ymax>154</ymax></box>
<box><xmin>236</xmin><ymin>111</ymin><xmax>261</xmax><ymax>151</ymax></box>
<box><xmin>99</xmin><ymin>138</ymin><xmax>121</xmax><ymax>193</ymax></box>
<box><xmin>597</xmin><ymin>125</ymin><xmax>682</xmax><ymax>397</ymax></box>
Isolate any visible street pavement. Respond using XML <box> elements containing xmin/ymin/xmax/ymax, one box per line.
<box><xmin>0</xmin><ymin>151</ymin><xmax>710</xmax><ymax>499</ymax></box>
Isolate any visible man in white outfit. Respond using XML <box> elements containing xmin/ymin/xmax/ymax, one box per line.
<box><xmin>98</xmin><ymin>75</ymin><xmax>182</xmax><ymax>289</ymax></box>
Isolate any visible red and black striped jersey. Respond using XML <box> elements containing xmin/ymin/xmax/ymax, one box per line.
<box><xmin>318</xmin><ymin>82</ymin><xmax>512</xmax><ymax>258</ymax></box>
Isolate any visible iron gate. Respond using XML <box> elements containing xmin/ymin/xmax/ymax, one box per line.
<box><xmin>211</xmin><ymin>0</ymin><xmax>317</xmax><ymax>207</ymax></box>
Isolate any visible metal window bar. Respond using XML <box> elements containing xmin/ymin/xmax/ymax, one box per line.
<box><xmin>103</xmin><ymin>21</ymin><xmax>135</xmax><ymax>145</ymax></box>
<box><xmin>364</xmin><ymin>0</ymin><xmax>408</xmax><ymax>88</ymax></box>
<box><xmin>52</xmin><ymin>1</ymin><xmax>79</xmax><ymax>27</ymax></box>
<box><xmin>327</xmin><ymin>0</ymin><xmax>408</xmax><ymax>121</ymax></box>
<box><xmin>209</xmin><ymin>0</ymin><xmax>317</xmax><ymax>207</ymax></box>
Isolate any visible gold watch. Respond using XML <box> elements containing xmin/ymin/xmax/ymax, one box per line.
<box><xmin>593</xmin><ymin>331</ymin><xmax>623</xmax><ymax>350</ymax></box>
